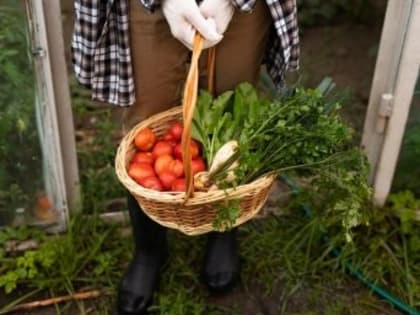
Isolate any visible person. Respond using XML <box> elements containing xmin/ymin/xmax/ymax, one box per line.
<box><xmin>71</xmin><ymin>0</ymin><xmax>299</xmax><ymax>314</ymax></box>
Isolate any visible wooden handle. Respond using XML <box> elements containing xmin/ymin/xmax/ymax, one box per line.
<box><xmin>182</xmin><ymin>34</ymin><xmax>216</xmax><ymax>200</ymax></box>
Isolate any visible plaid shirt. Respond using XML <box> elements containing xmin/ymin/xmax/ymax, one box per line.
<box><xmin>71</xmin><ymin>0</ymin><xmax>299</xmax><ymax>106</ymax></box>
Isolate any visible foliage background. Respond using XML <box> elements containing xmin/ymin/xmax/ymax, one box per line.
<box><xmin>0</xmin><ymin>1</ymin><xmax>42</xmax><ymax>225</ymax></box>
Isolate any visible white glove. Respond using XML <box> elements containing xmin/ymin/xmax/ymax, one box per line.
<box><xmin>162</xmin><ymin>0</ymin><xmax>223</xmax><ymax>50</ymax></box>
<box><xmin>199</xmin><ymin>0</ymin><xmax>235</xmax><ymax>35</ymax></box>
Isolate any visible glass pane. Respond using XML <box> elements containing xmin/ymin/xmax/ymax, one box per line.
<box><xmin>392</xmin><ymin>71</ymin><xmax>420</xmax><ymax>196</ymax></box>
<box><xmin>0</xmin><ymin>1</ymin><xmax>57</xmax><ymax>227</ymax></box>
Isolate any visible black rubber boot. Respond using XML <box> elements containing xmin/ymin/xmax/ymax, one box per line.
<box><xmin>202</xmin><ymin>229</ymin><xmax>240</xmax><ymax>293</ymax></box>
<box><xmin>117</xmin><ymin>193</ymin><xmax>168</xmax><ymax>315</ymax></box>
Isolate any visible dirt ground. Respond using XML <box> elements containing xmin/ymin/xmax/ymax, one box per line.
<box><xmin>299</xmin><ymin>22</ymin><xmax>384</xmax><ymax>135</ymax></box>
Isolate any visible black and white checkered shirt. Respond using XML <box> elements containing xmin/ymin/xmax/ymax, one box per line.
<box><xmin>71</xmin><ymin>0</ymin><xmax>299</xmax><ymax>106</ymax></box>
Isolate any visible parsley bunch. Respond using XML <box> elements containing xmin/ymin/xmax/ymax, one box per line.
<box><xmin>192</xmin><ymin>82</ymin><xmax>371</xmax><ymax>236</ymax></box>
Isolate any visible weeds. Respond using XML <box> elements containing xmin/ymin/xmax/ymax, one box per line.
<box><xmin>0</xmin><ymin>213</ymin><xmax>131</xmax><ymax>314</ymax></box>
<box><xmin>1</xmin><ymin>203</ymin><xmax>401</xmax><ymax>315</ymax></box>
<box><xmin>338</xmin><ymin>191</ymin><xmax>420</xmax><ymax>308</ymax></box>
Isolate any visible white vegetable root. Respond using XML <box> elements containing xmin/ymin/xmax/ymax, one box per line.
<box><xmin>209</xmin><ymin>140</ymin><xmax>238</xmax><ymax>174</ymax></box>
<box><xmin>193</xmin><ymin>140</ymin><xmax>239</xmax><ymax>191</ymax></box>
<box><xmin>194</xmin><ymin>171</ymin><xmax>211</xmax><ymax>191</ymax></box>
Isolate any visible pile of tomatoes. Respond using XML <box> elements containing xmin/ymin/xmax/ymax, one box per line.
<box><xmin>128</xmin><ymin>122</ymin><xmax>206</xmax><ymax>192</ymax></box>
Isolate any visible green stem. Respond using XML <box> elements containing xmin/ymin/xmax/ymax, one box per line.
<box><xmin>248</xmin><ymin>103</ymin><xmax>291</xmax><ymax>141</ymax></box>
<box><xmin>242</xmin><ymin>151</ymin><xmax>348</xmax><ymax>184</ymax></box>
<box><xmin>208</xmin><ymin>128</ymin><xmax>217</xmax><ymax>166</ymax></box>
<box><xmin>74</xmin><ymin>229</ymin><xmax>111</xmax><ymax>277</ymax></box>
<box><xmin>261</xmin><ymin>137</ymin><xmax>306</xmax><ymax>165</ymax></box>
<box><xmin>276</xmin><ymin>152</ymin><xmax>347</xmax><ymax>172</ymax></box>
<box><xmin>0</xmin><ymin>289</ymin><xmax>41</xmax><ymax>314</ymax></box>
<box><xmin>402</xmin><ymin>234</ymin><xmax>414</xmax><ymax>306</ymax></box>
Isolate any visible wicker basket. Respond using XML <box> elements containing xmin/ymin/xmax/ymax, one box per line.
<box><xmin>115</xmin><ymin>35</ymin><xmax>276</xmax><ymax>235</ymax></box>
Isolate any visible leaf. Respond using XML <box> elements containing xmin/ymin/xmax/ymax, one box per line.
<box><xmin>207</xmin><ymin>90</ymin><xmax>233</xmax><ymax>129</ymax></box>
<box><xmin>195</xmin><ymin>90</ymin><xmax>213</xmax><ymax>124</ymax></box>
<box><xmin>235</xmin><ymin>83</ymin><xmax>261</xmax><ymax>125</ymax></box>
<box><xmin>232</xmin><ymin>87</ymin><xmax>245</xmax><ymax>130</ymax></box>
<box><xmin>191</xmin><ymin>120</ymin><xmax>206</xmax><ymax>145</ymax></box>
<box><xmin>409</xmin><ymin>235</ymin><xmax>420</xmax><ymax>252</ymax></box>
<box><xmin>220</xmin><ymin>119</ymin><xmax>236</xmax><ymax>144</ymax></box>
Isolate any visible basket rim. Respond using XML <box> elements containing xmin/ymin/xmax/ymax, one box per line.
<box><xmin>115</xmin><ymin>106</ymin><xmax>277</xmax><ymax>205</ymax></box>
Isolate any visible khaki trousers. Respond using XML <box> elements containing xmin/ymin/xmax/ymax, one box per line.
<box><xmin>122</xmin><ymin>0</ymin><xmax>272</xmax><ymax>130</ymax></box>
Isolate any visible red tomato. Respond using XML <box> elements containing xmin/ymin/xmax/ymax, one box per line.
<box><xmin>134</xmin><ymin>128</ymin><xmax>156</xmax><ymax>151</ymax></box>
<box><xmin>159</xmin><ymin>171</ymin><xmax>177</xmax><ymax>190</ymax></box>
<box><xmin>152</xmin><ymin>141</ymin><xmax>173</xmax><ymax>159</ymax></box>
<box><xmin>128</xmin><ymin>163</ymin><xmax>155</xmax><ymax>183</ymax></box>
<box><xmin>191</xmin><ymin>158</ymin><xmax>206</xmax><ymax>175</ymax></box>
<box><xmin>169</xmin><ymin>122</ymin><xmax>183</xmax><ymax>141</ymax></box>
<box><xmin>131</xmin><ymin>152</ymin><xmax>153</xmax><ymax>165</ymax></box>
<box><xmin>168</xmin><ymin>159</ymin><xmax>184</xmax><ymax>178</ymax></box>
<box><xmin>139</xmin><ymin>176</ymin><xmax>163</xmax><ymax>191</ymax></box>
<box><xmin>36</xmin><ymin>193</ymin><xmax>52</xmax><ymax>210</ymax></box>
<box><xmin>162</xmin><ymin>132</ymin><xmax>177</xmax><ymax>147</ymax></box>
<box><xmin>163</xmin><ymin>132</ymin><xmax>174</xmax><ymax>141</ymax></box>
<box><xmin>171</xmin><ymin>178</ymin><xmax>186</xmax><ymax>192</ymax></box>
<box><xmin>174</xmin><ymin>143</ymin><xmax>183</xmax><ymax>160</ymax></box>
<box><xmin>190</xmin><ymin>140</ymin><xmax>200</xmax><ymax>159</ymax></box>
<box><xmin>173</xmin><ymin>141</ymin><xmax>200</xmax><ymax>160</ymax></box>
<box><xmin>154</xmin><ymin>154</ymin><xmax>174</xmax><ymax>176</ymax></box>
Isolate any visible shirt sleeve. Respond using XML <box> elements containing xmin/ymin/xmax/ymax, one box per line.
<box><xmin>138</xmin><ymin>0</ymin><xmax>160</xmax><ymax>12</ymax></box>
<box><xmin>230</xmin><ymin>0</ymin><xmax>257</xmax><ymax>12</ymax></box>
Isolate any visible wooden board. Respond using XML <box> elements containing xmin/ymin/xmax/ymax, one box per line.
<box><xmin>361</xmin><ymin>0</ymin><xmax>420</xmax><ymax>205</ymax></box>
<box><xmin>43</xmin><ymin>1</ymin><xmax>81</xmax><ymax>213</ymax></box>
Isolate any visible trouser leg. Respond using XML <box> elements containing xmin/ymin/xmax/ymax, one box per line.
<box><xmin>120</xmin><ymin>0</ymin><xmax>190</xmax><ymax>131</ymax></box>
<box><xmin>199</xmin><ymin>0</ymin><xmax>272</xmax><ymax>92</ymax></box>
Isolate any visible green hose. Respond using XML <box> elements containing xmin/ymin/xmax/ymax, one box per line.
<box><xmin>282</xmin><ymin>175</ymin><xmax>420</xmax><ymax>315</ymax></box>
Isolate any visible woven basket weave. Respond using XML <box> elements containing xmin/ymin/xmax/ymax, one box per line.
<box><xmin>115</xmin><ymin>35</ymin><xmax>276</xmax><ymax>235</ymax></box>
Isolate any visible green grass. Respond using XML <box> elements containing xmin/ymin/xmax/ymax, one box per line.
<box><xmin>0</xmin><ymin>212</ymin><xmax>132</xmax><ymax>314</ymax></box>
<box><xmin>0</xmin><ymin>204</ymin><xmax>404</xmax><ymax>315</ymax></box>
<box><xmin>338</xmin><ymin>191</ymin><xmax>420</xmax><ymax>309</ymax></box>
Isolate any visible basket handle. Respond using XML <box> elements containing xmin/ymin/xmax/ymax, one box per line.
<box><xmin>182</xmin><ymin>34</ymin><xmax>216</xmax><ymax>200</ymax></box>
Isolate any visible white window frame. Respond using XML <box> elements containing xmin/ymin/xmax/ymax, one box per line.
<box><xmin>26</xmin><ymin>0</ymin><xmax>80</xmax><ymax>231</ymax></box>
<box><xmin>362</xmin><ymin>0</ymin><xmax>420</xmax><ymax>206</ymax></box>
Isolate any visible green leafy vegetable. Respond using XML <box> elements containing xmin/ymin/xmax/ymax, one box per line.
<box><xmin>193</xmin><ymin>82</ymin><xmax>371</xmax><ymax>237</ymax></box>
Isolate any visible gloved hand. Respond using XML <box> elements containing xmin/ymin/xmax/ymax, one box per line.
<box><xmin>199</xmin><ymin>0</ymin><xmax>235</xmax><ymax>35</ymax></box>
<box><xmin>162</xmin><ymin>0</ymin><xmax>223</xmax><ymax>50</ymax></box>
